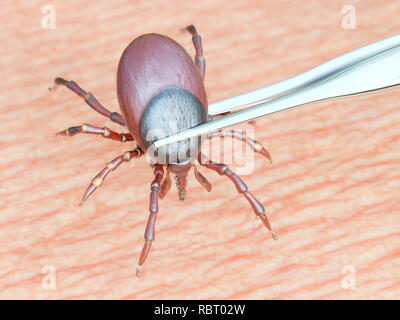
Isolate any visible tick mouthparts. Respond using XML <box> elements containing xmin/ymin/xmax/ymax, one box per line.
<box><xmin>174</xmin><ymin>175</ymin><xmax>187</xmax><ymax>201</ymax></box>
<box><xmin>178</xmin><ymin>190</ymin><xmax>186</xmax><ymax>201</ymax></box>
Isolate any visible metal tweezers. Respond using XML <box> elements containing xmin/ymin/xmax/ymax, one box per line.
<box><xmin>154</xmin><ymin>33</ymin><xmax>400</xmax><ymax>148</ymax></box>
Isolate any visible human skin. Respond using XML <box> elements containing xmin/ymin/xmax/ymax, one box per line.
<box><xmin>1</xmin><ymin>0</ymin><xmax>399</xmax><ymax>299</ymax></box>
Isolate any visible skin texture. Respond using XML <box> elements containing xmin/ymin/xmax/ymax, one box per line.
<box><xmin>1</xmin><ymin>0</ymin><xmax>400</xmax><ymax>299</ymax></box>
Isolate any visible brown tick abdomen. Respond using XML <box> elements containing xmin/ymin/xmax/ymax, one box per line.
<box><xmin>117</xmin><ymin>33</ymin><xmax>208</xmax><ymax>148</ymax></box>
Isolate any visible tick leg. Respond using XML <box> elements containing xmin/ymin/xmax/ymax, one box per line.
<box><xmin>209</xmin><ymin>129</ymin><xmax>272</xmax><ymax>163</ymax></box>
<box><xmin>50</xmin><ymin>77</ymin><xmax>125</xmax><ymax>126</ymax></box>
<box><xmin>136</xmin><ymin>165</ymin><xmax>164</xmax><ymax>277</ymax></box>
<box><xmin>185</xmin><ymin>25</ymin><xmax>205</xmax><ymax>79</ymax></box>
<box><xmin>198</xmin><ymin>152</ymin><xmax>277</xmax><ymax>240</ymax></box>
<box><xmin>54</xmin><ymin>123</ymin><xmax>133</xmax><ymax>142</ymax></box>
<box><xmin>80</xmin><ymin>147</ymin><xmax>143</xmax><ymax>204</ymax></box>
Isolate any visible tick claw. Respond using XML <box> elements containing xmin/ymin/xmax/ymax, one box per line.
<box><xmin>185</xmin><ymin>24</ymin><xmax>197</xmax><ymax>35</ymax></box>
<box><xmin>54</xmin><ymin>130</ymin><xmax>66</xmax><ymax>136</ymax></box>
<box><xmin>260</xmin><ymin>148</ymin><xmax>273</xmax><ymax>164</ymax></box>
<box><xmin>272</xmin><ymin>231</ymin><xmax>278</xmax><ymax>240</ymax></box>
<box><xmin>136</xmin><ymin>266</ymin><xmax>142</xmax><ymax>278</ymax></box>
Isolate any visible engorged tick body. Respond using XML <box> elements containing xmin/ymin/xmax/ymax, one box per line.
<box><xmin>117</xmin><ymin>33</ymin><xmax>208</xmax><ymax>150</ymax></box>
<box><xmin>52</xmin><ymin>25</ymin><xmax>277</xmax><ymax>277</ymax></box>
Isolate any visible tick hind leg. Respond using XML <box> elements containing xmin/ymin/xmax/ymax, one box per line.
<box><xmin>50</xmin><ymin>77</ymin><xmax>125</xmax><ymax>126</ymax></box>
<box><xmin>80</xmin><ymin>147</ymin><xmax>143</xmax><ymax>204</ymax></box>
<box><xmin>136</xmin><ymin>165</ymin><xmax>164</xmax><ymax>277</ymax></box>
<box><xmin>54</xmin><ymin>123</ymin><xmax>133</xmax><ymax>142</ymax></box>
<box><xmin>208</xmin><ymin>129</ymin><xmax>272</xmax><ymax>163</ymax></box>
<box><xmin>185</xmin><ymin>25</ymin><xmax>205</xmax><ymax>79</ymax></box>
<box><xmin>198</xmin><ymin>152</ymin><xmax>277</xmax><ymax>240</ymax></box>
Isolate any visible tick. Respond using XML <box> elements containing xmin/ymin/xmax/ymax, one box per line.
<box><xmin>52</xmin><ymin>25</ymin><xmax>277</xmax><ymax>277</ymax></box>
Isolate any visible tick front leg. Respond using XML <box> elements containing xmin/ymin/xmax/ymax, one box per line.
<box><xmin>136</xmin><ymin>165</ymin><xmax>164</xmax><ymax>278</ymax></box>
<box><xmin>185</xmin><ymin>25</ymin><xmax>205</xmax><ymax>79</ymax></box>
<box><xmin>209</xmin><ymin>129</ymin><xmax>272</xmax><ymax>163</ymax></box>
<box><xmin>50</xmin><ymin>77</ymin><xmax>125</xmax><ymax>126</ymax></box>
<box><xmin>54</xmin><ymin>123</ymin><xmax>133</xmax><ymax>142</ymax></box>
<box><xmin>198</xmin><ymin>152</ymin><xmax>277</xmax><ymax>240</ymax></box>
<box><xmin>80</xmin><ymin>147</ymin><xmax>143</xmax><ymax>204</ymax></box>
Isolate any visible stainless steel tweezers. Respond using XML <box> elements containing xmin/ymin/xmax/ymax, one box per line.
<box><xmin>154</xmin><ymin>33</ymin><xmax>400</xmax><ymax>148</ymax></box>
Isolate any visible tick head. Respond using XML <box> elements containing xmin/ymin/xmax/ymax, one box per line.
<box><xmin>167</xmin><ymin>158</ymin><xmax>192</xmax><ymax>175</ymax></box>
